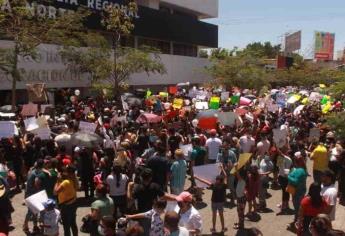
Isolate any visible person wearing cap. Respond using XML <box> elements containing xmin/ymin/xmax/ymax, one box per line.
<box><xmin>170</xmin><ymin>149</ymin><xmax>187</xmax><ymax>195</ymax></box>
<box><xmin>176</xmin><ymin>191</ymin><xmax>202</xmax><ymax>235</ymax></box>
<box><xmin>205</xmin><ymin>129</ymin><xmax>222</xmax><ymax>164</ymax></box>
<box><xmin>321</xmin><ymin>170</ymin><xmax>338</xmax><ymax>221</ymax></box>
<box><xmin>310</xmin><ymin>142</ymin><xmax>329</xmax><ymax>184</ymax></box>
<box><xmin>39</xmin><ymin>199</ymin><xmax>61</xmax><ymax>236</ymax></box>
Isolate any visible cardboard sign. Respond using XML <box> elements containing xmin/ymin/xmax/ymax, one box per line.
<box><xmin>21</xmin><ymin>103</ymin><xmax>38</xmax><ymax>117</ymax></box>
<box><xmin>25</xmin><ymin>190</ymin><xmax>48</xmax><ymax>214</ymax></box>
<box><xmin>193</xmin><ymin>163</ymin><xmax>221</xmax><ymax>188</ymax></box>
<box><xmin>79</xmin><ymin>121</ymin><xmax>97</xmax><ymax>133</ymax></box>
<box><xmin>230</xmin><ymin>153</ymin><xmax>252</xmax><ymax>174</ymax></box>
<box><xmin>195</xmin><ymin>101</ymin><xmax>209</xmax><ymax>110</ymax></box>
<box><xmin>217</xmin><ymin>112</ymin><xmax>237</xmax><ymax>126</ymax></box>
<box><xmin>0</xmin><ymin>121</ymin><xmax>18</xmax><ymax>138</ymax></box>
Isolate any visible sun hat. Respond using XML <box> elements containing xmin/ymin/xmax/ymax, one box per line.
<box><xmin>176</xmin><ymin>191</ymin><xmax>193</xmax><ymax>203</ymax></box>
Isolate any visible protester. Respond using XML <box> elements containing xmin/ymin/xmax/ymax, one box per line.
<box><xmin>170</xmin><ymin>149</ymin><xmax>187</xmax><ymax>195</ymax></box>
<box><xmin>321</xmin><ymin>170</ymin><xmax>338</xmax><ymax>221</ymax></box>
<box><xmin>39</xmin><ymin>199</ymin><xmax>61</xmax><ymax>236</ymax></box>
<box><xmin>164</xmin><ymin>211</ymin><xmax>189</xmax><ymax>236</ymax></box>
<box><xmin>205</xmin><ymin>129</ymin><xmax>222</xmax><ymax>164</ymax></box>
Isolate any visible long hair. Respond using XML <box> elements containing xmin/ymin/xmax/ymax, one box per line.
<box><xmin>308</xmin><ymin>182</ymin><xmax>323</xmax><ymax>208</ymax></box>
<box><xmin>112</xmin><ymin>164</ymin><xmax>122</xmax><ymax>187</ymax></box>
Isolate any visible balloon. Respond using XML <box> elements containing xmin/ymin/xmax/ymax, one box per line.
<box><xmin>192</xmin><ymin>119</ymin><xmax>199</xmax><ymax>127</ymax></box>
<box><xmin>74</xmin><ymin>89</ymin><xmax>80</xmax><ymax>96</ymax></box>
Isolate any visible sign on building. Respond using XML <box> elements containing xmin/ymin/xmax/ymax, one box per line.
<box><xmin>285</xmin><ymin>31</ymin><xmax>301</xmax><ymax>53</ymax></box>
<box><xmin>314</xmin><ymin>31</ymin><xmax>335</xmax><ymax>61</ymax></box>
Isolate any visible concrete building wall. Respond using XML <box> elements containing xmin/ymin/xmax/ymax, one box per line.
<box><xmin>160</xmin><ymin>0</ymin><xmax>218</xmax><ymax>18</ymax></box>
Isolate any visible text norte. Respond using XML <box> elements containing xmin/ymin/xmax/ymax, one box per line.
<box><xmin>0</xmin><ymin>0</ymin><xmax>139</xmax><ymax>19</ymax></box>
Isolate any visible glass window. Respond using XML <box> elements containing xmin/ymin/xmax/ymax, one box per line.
<box><xmin>173</xmin><ymin>43</ymin><xmax>197</xmax><ymax>57</ymax></box>
<box><xmin>137</xmin><ymin>37</ymin><xmax>171</xmax><ymax>54</ymax></box>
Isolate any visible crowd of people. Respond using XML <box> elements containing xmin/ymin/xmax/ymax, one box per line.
<box><xmin>0</xmin><ymin>86</ymin><xmax>345</xmax><ymax>236</ymax></box>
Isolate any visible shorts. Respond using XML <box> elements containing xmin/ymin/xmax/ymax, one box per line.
<box><xmin>211</xmin><ymin>202</ymin><xmax>224</xmax><ymax>212</ymax></box>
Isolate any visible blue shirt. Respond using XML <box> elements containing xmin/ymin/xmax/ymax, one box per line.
<box><xmin>170</xmin><ymin>159</ymin><xmax>187</xmax><ymax>189</ymax></box>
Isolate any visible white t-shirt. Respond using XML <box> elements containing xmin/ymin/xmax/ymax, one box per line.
<box><xmin>179</xmin><ymin>206</ymin><xmax>202</xmax><ymax>232</ymax></box>
<box><xmin>41</xmin><ymin>209</ymin><xmax>60</xmax><ymax>236</ymax></box>
<box><xmin>321</xmin><ymin>184</ymin><xmax>338</xmax><ymax>221</ymax></box>
<box><xmin>205</xmin><ymin>138</ymin><xmax>222</xmax><ymax>160</ymax></box>
<box><xmin>106</xmin><ymin>173</ymin><xmax>129</xmax><ymax>196</ymax></box>
<box><xmin>239</xmin><ymin>135</ymin><xmax>255</xmax><ymax>153</ymax></box>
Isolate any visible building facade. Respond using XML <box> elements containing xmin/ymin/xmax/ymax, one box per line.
<box><xmin>0</xmin><ymin>0</ymin><xmax>218</xmax><ymax>101</ymax></box>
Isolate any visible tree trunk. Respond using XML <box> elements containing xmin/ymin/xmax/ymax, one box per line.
<box><xmin>112</xmin><ymin>33</ymin><xmax>120</xmax><ymax>101</ymax></box>
<box><xmin>11</xmin><ymin>44</ymin><xmax>19</xmax><ymax>112</ymax></box>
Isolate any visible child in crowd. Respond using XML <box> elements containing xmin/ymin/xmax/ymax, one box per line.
<box><xmin>39</xmin><ymin>199</ymin><xmax>61</xmax><ymax>236</ymax></box>
<box><xmin>125</xmin><ymin>199</ymin><xmax>167</xmax><ymax>236</ymax></box>
<box><xmin>194</xmin><ymin>174</ymin><xmax>228</xmax><ymax>233</ymax></box>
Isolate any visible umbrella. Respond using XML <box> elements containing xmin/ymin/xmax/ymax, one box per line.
<box><xmin>299</xmin><ymin>90</ymin><xmax>309</xmax><ymax>96</ymax></box>
<box><xmin>240</xmin><ymin>97</ymin><xmax>252</xmax><ymax>106</ymax></box>
<box><xmin>126</xmin><ymin>97</ymin><xmax>142</xmax><ymax>106</ymax></box>
<box><xmin>244</xmin><ymin>95</ymin><xmax>257</xmax><ymax>100</ymax></box>
<box><xmin>270</xmin><ymin>89</ymin><xmax>279</xmax><ymax>94</ymax></box>
<box><xmin>71</xmin><ymin>132</ymin><xmax>102</xmax><ymax>148</ymax></box>
<box><xmin>136</xmin><ymin>113</ymin><xmax>162</xmax><ymax>124</ymax></box>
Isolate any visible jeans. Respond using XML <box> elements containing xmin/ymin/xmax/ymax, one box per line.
<box><xmin>278</xmin><ymin>176</ymin><xmax>290</xmax><ymax>202</ymax></box>
<box><xmin>292</xmin><ymin>191</ymin><xmax>305</xmax><ymax>222</ymax></box>
<box><xmin>60</xmin><ymin>202</ymin><xmax>78</xmax><ymax>236</ymax></box>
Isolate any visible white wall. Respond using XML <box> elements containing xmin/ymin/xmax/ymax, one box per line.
<box><xmin>0</xmin><ymin>41</ymin><xmax>212</xmax><ymax>89</ymax></box>
<box><xmin>128</xmin><ymin>54</ymin><xmax>212</xmax><ymax>85</ymax></box>
<box><xmin>160</xmin><ymin>0</ymin><xmax>218</xmax><ymax>18</ymax></box>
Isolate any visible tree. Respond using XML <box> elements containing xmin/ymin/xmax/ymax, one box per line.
<box><xmin>206</xmin><ymin>48</ymin><xmax>269</xmax><ymax>90</ymax></box>
<box><xmin>198</xmin><ymin>49</ymin><xmax>209</xmax><ymax>58</ymax></box>
<box><xmin>61</xmin><ymin>2</ymin><xmax>166</xmax><ymax>98</ymax></box>
<box><xmin>0</xmin><ymin>0</ymin><xmax>89</xmax><ymax>110</ymax></box>
<box><xmin>242</xmin><ymin>42</ymin><xmax>281</xmax><ymax>58</ymax></box>
<box><xmin>326</xmin><ymin>112</ymin><xmax>345</xmax><ymax>141</ymax></box>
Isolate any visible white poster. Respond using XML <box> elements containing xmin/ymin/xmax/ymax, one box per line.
<box><xmin>179</xmin><ymin>144</ymin><xmax>193</xmax><ymax>160</ymax></box>
<box><xmin>0</xmin><ymin>121</ymin><xmax>18</xmax><ymax>138</ymax></box>
<box><xmin>34</xmin><ymin>128</ymin><xmax>51</xmax><ymax>140</ymax></box>
<box><xmin>79</xmin><ymin>121</ymin><xmax>97</xmax><ymax>133</ymax></box>
<box><xmin>21</xmin><ymin>103</ymin><xmax>38</xmax><ymax>117</ymax></box>
<box><xmin>25</xmin><ymin>190</ymin><xmax>48</xmax><ymax>214</ymax></box>
<box><xmin>24</xmin><ymin>117</ymin><xmax>39</xmax><ymax>131</ymax></box>
<box><xmin>195</xmin><ymin>102</ymin><xmax>209</xmax><ymax>110</ymax></box>
<box><xmin>193</xmin><ymin>163</ymin><xmax>220</xmax><ymax>188</ymax></box>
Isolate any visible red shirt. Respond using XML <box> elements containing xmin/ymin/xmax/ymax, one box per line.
<box><xmin>300</xmin><ymin>196</ymin><xmax>328</xmax><ymax>217</ymax></box>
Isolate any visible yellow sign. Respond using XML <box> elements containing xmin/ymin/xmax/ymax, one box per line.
<box><xmin>173</xmin><ymin>98</ymin><xmax>183</xmax><ymax>109</ymax></box>
<box><xmin>230</xmin><ymin>153</ymin><xmax>252</xmax><ymax>174</ymax></box>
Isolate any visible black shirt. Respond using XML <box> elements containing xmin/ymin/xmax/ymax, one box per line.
<box><xmin>147</xmin><ymin>156</ymin><xmax>169</xmax><ymax>188</ymax></box>
<box><xmin>133</xmin><ymin>182</ymin><xmax>164</xmax><ymax>212</ymax></box>
<box><xmin>211</xmin><ymin>183</ymin><xmax>227</xmax><ymax>203</ymax></box>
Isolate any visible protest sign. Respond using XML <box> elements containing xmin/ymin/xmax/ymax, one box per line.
<box><xmin>273</xmin><ymin>128</ymin><xmax>288</xmax><ymax>148</ymax></box>
<box><xmin>198</xmin><ymin>117</ymin><xmax>217</xmax><ymax>130</ymax></box>
<box><xmin>231</xmin><ymin>95</ymin><xmax>240</xmax><ymax>105</ymax></box>
<box><xmin>276</xmin><ymin>93</ymin><xmax>287</xmax><ymax>107</ymax></box>
<box><xmin>172</xmin><ymin>99</ymin><xmax>184</xmax><ymax>109</ymax></box>
<box><xmin>195</xmin><ymin>101</ymin><xmax>209</xmax><ymax>110</ymax></box>
<box><xmin>193</xmin><ymin>163</ymin><xmax>220</xmax><ymax>188</ymax></box>
<box><xmin>21</xmin><ymin>103</ymin><xmax>38</xmax><ymax>117</ymax></box>
<box><xmin>159</xmin><ymin>92</ymin><xmax>169</xmax><ymax>98</ymax></box>
<box><xmin>220</xmin><ymin>92</ymin><xmax>230</xmax><ymax>101</ymax></box>
<box><xmin>24</xmin><ymin>190</ymin><xmax>48</xmax><ymax>214</ymax></box>
<box><xmin>79</xmin><ymin>121</ymin><xmax>97</xmax><ymax>133</ymax></box>
<box><xmin>309</xmin><ymin>92</ymin><xmax>322</xmax><ymax>102</ymax></box>
<box><xmin>230</xmin><ymin>153</ymin><xmax>252</xmax><ymax>174</ymax></box>
<box><xmin>168</xmin><ymin>86</ymin><xmax>178</xmax><ymax>95</ymax></box>
<box><xmin>0</xmin><ymin>121</ymin><xmax>17</xmax><ymax>138</ymax></box>
<box><xmin>209</xmin><ymin>97</ymin><xmax>220</xmax><ymax>110</ymax></box>
<box><xmin>24</xmin><ymin>117</ymin><xmax>39</xmax><ymax>131</ymax></box>
<box><xmin>309</xmin><ymin>128</ymin><xmax>320</xmax><ymax>141</ymax></box>
<box><xmin>34</xmin><ymin>128</ymin><xmax>51</xmax><ymax>140</ymax></box>
<box><xmin>217</xmin><ymin>112</ymin><xmax>237</xmax><ymax>126</ymax></box>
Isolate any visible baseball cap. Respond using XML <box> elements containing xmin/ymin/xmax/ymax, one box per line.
<box><xmin>43</xmin><ymin>199</ymin><xmax>56</xmax><ymax>209</ymax></box>
<box><xmin>176</xmin><ymin>191</ymin><xmax>193</xmax><ymax>203</ymax></box>
<box><xmin>210</xmin><ymin>129</ymin><xmax>217</xmax><ymax>135</ymax></box>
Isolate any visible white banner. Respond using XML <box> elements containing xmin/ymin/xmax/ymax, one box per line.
<box><xmin>79</xmin><ymin>121</ymin><xmax>97</xmax><ymax>133</ymax></box>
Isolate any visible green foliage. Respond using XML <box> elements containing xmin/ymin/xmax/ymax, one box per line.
<box><xmin>329</xmin><ymin>81</ymin><xmax>345</xmax><ymax>98</ymax></box>
<box><xmin>0</xmin><ymin>0</ymin><xmax>89</xmax><ymax>109</ymax></box>
<box><xmin>242</xmin><ymin>42</ymin><xmax>281</xmax><ymax>58</ymax></box>
<box><xmin>198</xmin><ymin>49</ymin><xmax>209</xmax><ymax>58</ymax></box>
<box><xmin>207</xmin><ymin>48</ymin><xmax>269</xmax><ymax>90</ymax></box>
<box><xmin>326</xmin><ymin>112</ymin><xmax>345</xmax><ymax>140</ymax></box>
